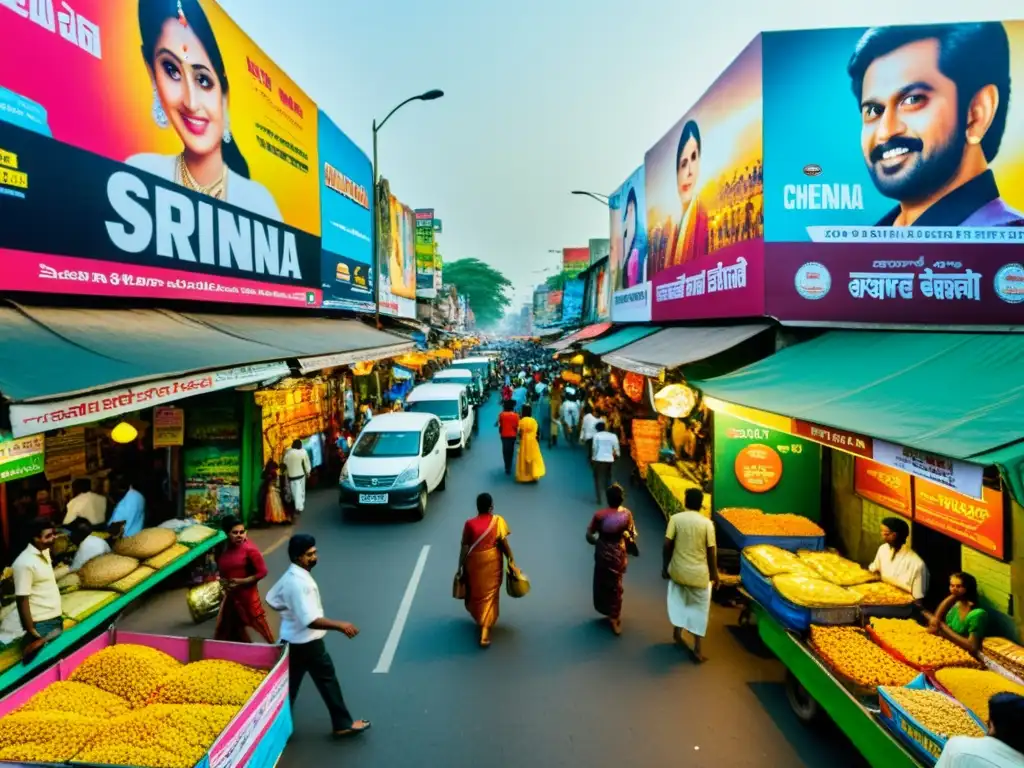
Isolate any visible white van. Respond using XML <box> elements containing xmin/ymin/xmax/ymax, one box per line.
<box><xmin>339</xmin><ymin>412</ymin><xmax>447</xmax><ymax>520</ymax></box>
<box><xmin>405</xmin><ymin>383</ymin><xmax>475</xmax><ymax>452</ymax></box>
<box><xmin>432</xmin><ymin>368</ymin><xmax>482</xmax><ymax>401</ymax></box>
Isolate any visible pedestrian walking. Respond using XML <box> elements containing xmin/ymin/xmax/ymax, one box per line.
<box><xmin>259</xmin><ymin>461</ymin><xmax>291</xmax><ymax>525</ymax></box>
<box><xmin>548</xmin><ymin>387</ymin><xmax>562</xmax><ymax>448</ymax></box>
<box><xmin>456</xmin><ymin>493</ymin><xmax>519</xmax><ymax>647</ymax></box>
<box><xmin>282</xmin><ymin>440</ymin><xmax>311</xmax><ymax>518</ymax></box>
<box><xmin>579</xmin><ymin>405</ymin><xmax>602</xmax><ymax>458</ymax></box>
<box><xmin>215</xmin><ymin>516</ymin><xmax>275</xmax><ymax>644</ymax></box>
<box><xmin>496</xmin><ymin>400</ymin><xmax>520</xmax><ymax>475</ymax></box>
<box><xmin>560</xmin><ymin>397</ymin><xmax>580</xmax><ymax>446</ymax></box>
<box><xmin>662</xmin><ymin>488</ymin><xmax>719</xmax><ymax>664</ymax></box>
<box><xmin>586</xmin><ymin>484</ymin><xmax>638</xmax><ymax>635</ymax></box>
<box><xmin>590</xmin><ymin>422</ymin><xmax>620</xmax><ymax>504</ymax></box>
<box><xmin>515</xmin><ymin>405</ymin><xmax>546</xmax><ymax>483</ymax></box>
<box><xmin>511</xmin><ymin>382</ymin><xmax>529</xmax><ymax>414</ymax></box>
<box><xmin>535</xmin><ymin>389</ymin><xmax>552</xmax><ymax>449</ymax></box>
<box><xmin>266</xmin><ymin>534</ymin><xmax>371</xmax><ymax>737</ymax></box>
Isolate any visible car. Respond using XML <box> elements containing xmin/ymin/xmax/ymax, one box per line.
<box><xmin>450</xmin><ymin>357</ymin><xmax>496</xmax><ymax>391</ymax></box>
<box><xmin>339</xmin><ymin>412</ymin><xmax>447</xmax><ymax>520</ymax></box>
<box><xmin>405</xmin><ymin>382</ymin><xmax>475</xmax><ymax>453</ymax></box>
<box><xmin>432</xmin><ymin>368</ymin><xmax>483</xmax><ymax>402</ymax></box>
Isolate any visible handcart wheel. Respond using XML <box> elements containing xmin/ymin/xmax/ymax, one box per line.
<box><xmin>785</xmin><ymin>670</ymin><xmax>822</xmax><ymax>725</ymax></box>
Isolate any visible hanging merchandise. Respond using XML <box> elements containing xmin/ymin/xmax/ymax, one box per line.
<box><xmin>623</xmin><ymin>372</ymin><xmax>645</xmax><ymax>403</ymax></box>
<box><xmin>255</xmin><ymin>379</ymin><xmax>328</xmax><ymax>465</ymax></box>
<box><xmin>352</xmin><ymin>361</ymin><xmax>375</xmax><ymax>376</ymax></box>
<box><xmin>653</xmin><ymin>383</ymin><xmax>698</xmax><ymax>419</ymax></box>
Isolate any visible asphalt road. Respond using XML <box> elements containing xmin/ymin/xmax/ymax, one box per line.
<box><xmin>123</xmin><ymin>395</ymin><xmax>869</xmax><ymax>768</ymax></box>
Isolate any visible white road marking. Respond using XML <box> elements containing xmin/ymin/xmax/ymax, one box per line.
<box><xmin>373</xmin><ymin>544</ymin><xmax>430</xmax><ymax>674</ymax></box>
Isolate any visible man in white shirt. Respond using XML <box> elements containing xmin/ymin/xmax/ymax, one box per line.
<box><xmin>13</xmin><ymin>518</ymin><xmax>63</xmax><ymax>651</ymax></box>
<box><xmin>68</xmin><ymin>519</ymin><xmax>111</xmax><ymax>572</ymax></box>
<box><xmin>266</xmin><ymin>534</ymin><xmax>370</xmax><ymax>737</ymax></box>
<box><xmin>579</xmin><ymin>406</ymin><xmax>603</xmax><ymax>458</ymax></box>
<box><xmin>937</xmin><ymin>692</ymin><xmax>1024</xmax><ymax>767</ymax></box>
<box><xmin>63</xmin><ymin>478</ymin><xmax>107</xmax><ymax>527</ymax></box>
<box><xmin>560</xmin><ymin>398</ymin><xmax>581</xmax><ymax>447</ymax></box>
<box><xmin>869</xmin><ymin>517</ymin><xmax>929</xmax><ymax>602</ymax></box>
<box><xmin>282</xmin><ymin>440</ymin><xmax>312</xmax><ymax>516</ymax></box>
<box><xmin>590</xmin><ymin>422</ymin><xmax>620</xmax><ymax>504</ymax></box>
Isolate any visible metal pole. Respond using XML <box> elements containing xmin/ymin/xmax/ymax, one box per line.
<box><xmin>372</xmin><ymin>119</ymin><xmax>381</xmax><ymax>329</ymax></box>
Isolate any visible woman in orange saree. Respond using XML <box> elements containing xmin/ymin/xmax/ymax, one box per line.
<box><xmin>458</xmin><ymin>493</ymin><xmax>517</xmax><ymax>647</ymax></box>
<box><xmin>515</xmin><ymin>405</ymin><xmax>546</xmax><ymax>483</ymax></box>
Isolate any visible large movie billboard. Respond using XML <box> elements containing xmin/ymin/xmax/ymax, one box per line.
<box><xmin>763</xmin><ymin>22</ymin><xmax>1024</xmax><ymax>322</ymax></box>
<box><xmin>319</xmin><ymin>112</ymin><xmax>372</xmax><ymax>311</ymax></box>
<box><xmin>415</xmin><ymin>208</ymin><xmax>436</xmax><ymax>299</ymax></box>
<box><xmin>645</xmin><ymin>36</ymin><xmax>765</xmax><ymax>322</ymax></box>
<box><xmin>376</xmin><ymin>179</ymin><xmax>416</xmax><ymax>318</ymax></box>
<box><xmin>0</xmin><ymin>0</ymin><xmax>321</xmax><ymax>308</ymax></box>
<box><xmin>608</xmin><ymin>165</ymin><xmax>651</xmax><ymax>322</ymax></box>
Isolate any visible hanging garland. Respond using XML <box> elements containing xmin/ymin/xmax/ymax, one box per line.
<box><xmin>623</xmin><ymin>372</ymin><xmax>645</xmax><ymax>403</ymax></box>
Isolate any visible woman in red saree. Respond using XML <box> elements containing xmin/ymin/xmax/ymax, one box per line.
<box><xmin>586</xmin><ymin>484</ymin><xmax>638</xmax><ymax>635</ymax></box>
<box><xmin>215</xmin><ymin>517</ymin><xmax>275</xmax><ymax>643</ymax></box>
<box><xmin>458</xmin><ymin>493</ymin><xmax>518</xmax><ymax>647</ymax></box>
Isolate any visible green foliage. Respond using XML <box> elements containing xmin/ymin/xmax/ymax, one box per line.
<box><xmin>545</xmin><ymin>272</ymin><xmax>566</xmax><ymax>291</ymax></box>
<box><xmin>443</xmin><ymin>258</ymin><xmax>512</xmax><ymax>328</ymax></box>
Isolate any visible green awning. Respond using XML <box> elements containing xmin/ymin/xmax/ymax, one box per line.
<box><xmin>689</xmin><ymin>331</ymin><xmax>1024</xmax><ymax>504</ymax></box>
<box><xmin>583</xmin><ymin>325</ymin><xmax>662</xmax><ymax>356</ymax></box>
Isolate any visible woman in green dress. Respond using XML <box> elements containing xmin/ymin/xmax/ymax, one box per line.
<box><xmin>927</xmin><ymin>571</ymin><xmax>988</xmax><ymax>656</ymax></box>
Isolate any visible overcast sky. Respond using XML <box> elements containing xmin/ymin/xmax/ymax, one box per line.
<box><xmin>219</xmin><ymin>0</ymin><xmax>1024</xmax><ymax>308</ymax></box>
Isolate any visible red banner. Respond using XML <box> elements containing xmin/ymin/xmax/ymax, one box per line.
<box><xmin>914</xmin><ymin>480</ymin><xmax>1006</xmax><ymax>560</ymax></box>
<box><xmin>792</xmin><ymin>420</ymin><xmax>873</xmax><ymax>457</ymax></box>
<box><xmin>854</xmin><ymin>458</ymin><xmax>912</xmax><ymax>517</ymax></box>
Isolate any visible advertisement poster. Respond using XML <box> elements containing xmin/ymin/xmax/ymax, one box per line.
<box><xmin>584</xmin><ymin>259</ymin><xmax>610</xmax><ymax>323</ymax></box>
<box><xmin>609</xmin><ymin>165</ymin><xmax>651</xmax><ymax>322</ymax></box>
<box><xmin>713</xmin><ymin>411</ymin><xmax>822</xmax><ymax>520</ymax></box>
<box><xmin>914</xmin><ymin>480</ymin><xmax>1006</xmax><ymax>560</ymax></box>
<box><xmin>562</xmin><ymin>279</ymin><xmax>585</xmax><ymax>325</ymax></box>
<box><xmin>762</xmin><ymin>22</ymin><xmax>1024</xmax><ymax>325</ymax></box>
<box><xmin>152</xmin><ymin>406</ymin><xmax>185</xmax><ymax>447</ymax></box>
<box><xmin>546</xmin><ymin>289</ymin><xmax>563</xmax><ymax>326</ymax></box>
<box><xmin>855</xmin><ymin>457</ymin><xmax>912</xmax><ymax>516</ymax></box>
<box><xmin>562</xmin><ymin>247</ymin><xmax>589</xmax><ymax>280</ymax></box>
<box><xmin>415</xmin><ymin>208</ymin><xmax>436</xmax><ymax>298</ymax></box>
<box><xmin>533</xmin><ymin>289</ymin><xmax>549</xmax><ymax>328</ymax></box>
<box><xmin>376</xmin><ymin>179</ymin><xmax>416</xmax><ymax>318</ymax></box>
<box><xmin>183</xmin><ymin>444</ymin><xmax>241</xmax><ymax>520</ymax></box>
<box><xmin>645</xmin><ymin>37</ymin><xmax>765</xmax><ymax>322</ymax></box>
<box><xmin>0</xmin><ymin>0</ymin><xmax>322</xmax><ymax>308</ymax></box>
<box><xmin>318</xmin><ymin>111</ymin><xmax>372</xmax><ymax>311</ymax></box>
<box><xmin>0</xmin><ymin>433</ymin><xmax>45</xmax><ymax>482</ymax></box>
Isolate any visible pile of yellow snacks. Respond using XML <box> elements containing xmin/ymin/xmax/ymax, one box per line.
<box><xmin>719</xmin><ymin>508</ymin><xmax>825</xmax><ymax>538</ymax></box>
<box><xmin>879</xmin><ymin>687</ymin><xmax>985</xmax><ymax>739</ymax></box>
<box><xmin>772</xmin><ymin>574</ymin><xmax>861</xmax><ymax>608</ymax></box>
<box><xmin>869</xmin><ymin>618</ymin><xmax>983</xmax><ymax>670</ymax></box>
<box><xmin>743</xmin><ymin>545</ymin><xmax>819</xmax><ymax>578</ymax></box>
<box><xmin>0</xmin><ymin>644</ymin><xmax>269</xmax><ymax>767</ymax></box>
<box><xmin>848</xmin><ymin>581</ymin><xmax>915</xmax><ymax>606</ymax></box>
<box><xmin>809</xmin><ymin>626</ymin><xmax>917</xmax><ymax>690</ymax></box>
<box><xmin>798</xmin><ymin>550</ymin><xmax>878</xmax><ymax>587</ymax></box>
<box><xmin>934</xmin><ymin>667</ymin><xmax>1024</xmax><ymax>723</ymax></box>
<box><xmin>983</xmin><ymin>637</ymin><xmax>1024</xmax><ymax>680</ymax></box>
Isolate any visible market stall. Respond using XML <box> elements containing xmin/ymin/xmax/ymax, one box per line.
<box><xmin>0</xmin><ymin>628</ymin><xmax>289</xmax><ymax>767</ymax></box>
<box><xmin>0</xmin><ymin>526</ymin><xmax>224</xmax><ymax>695</ymax></box>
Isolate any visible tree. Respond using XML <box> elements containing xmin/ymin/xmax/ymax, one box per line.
<box><xmin>545</xmin><ymin>272</ymin><xmax>566</xmax><ymax>291</ymax></box>
<box><xmin>443</xmin><ymin>258</ymin><xmax>512</xmax><ymax>329</ymax></box>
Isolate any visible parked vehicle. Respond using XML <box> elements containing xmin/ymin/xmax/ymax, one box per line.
<box><xmin>450</xmin><ymin>356</ymin><xmax>496</xmax><ymax>392</ymax></box>
<box><xmin>432</xmin><ymin>368</ymin><xmax>483</xmax><ymax>402</ymax></box>
<box><xmin>339</xmin><ymin>412</ymin><xmax>447</xmax><ymax>520</ymax></box>
<box><xmin>405</xmin><ymin>383</ymin><xmax>475</xmax><ymax>453</ymax></box>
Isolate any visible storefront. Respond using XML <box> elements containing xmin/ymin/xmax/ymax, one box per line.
<box><xmin>686</xmin><ymin>330</ymin><xmax>1024</xmax><ymax>767</ymax></box>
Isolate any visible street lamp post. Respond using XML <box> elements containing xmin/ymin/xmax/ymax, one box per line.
<box><xmin>571</xmin><ymin>190</ymin><xmax>610</xmax><ymax>206</ymax></box>
<box><xmin>372</xmin><ymin>89</ymin><xmax>444</xmax><ymax>329</ymax></box>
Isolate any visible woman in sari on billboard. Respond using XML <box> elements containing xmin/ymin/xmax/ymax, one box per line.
<box><xmin>128</xmin><ymin>0</ymin><xmax>282</xmax><ymax>221</ymax></box>
<box><xmin>620</xmin><ymin>187</ymin><xmax>647</xmax><ymax>289</ymax></box>
<box><xmin>656</xmin><ymin>120</ymin><xmax>709</xmax><ymax>273</ymax></box>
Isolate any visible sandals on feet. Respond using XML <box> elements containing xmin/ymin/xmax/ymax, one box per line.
<box><xmin>333</xmin><ymin>720</ymin><xmax>371</xmax><ymax>737</ymax></box>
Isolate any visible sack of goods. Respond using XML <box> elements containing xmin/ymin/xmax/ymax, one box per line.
<box><xmin>809</xmin><ymin>626</ymin><xmax>917</xmax><ymax>690</ymax></box>
<box><xmin>847</xmin><ymin>581</ymin><xmax>914</xmax><ymax>606</ymax></box>
<box><xmin>798</xmin><ymin>550</ymin><xmax>877</xmax><ymax>587</ymax></box>
<box><xmin>743</xmin><ymin>545</ymin><xmax>818</xmax><ymax>578</ymax></box>
<box><xmin>771</xmin><ymin>574</ymin><xmax>861</xmax><ymax>608</ymax></box>
<box><xmin>934</xmin><ymin>668</ymin><xmax>1024</xmax><ymax>723</ymax></box>
<box><xmin>78</xmin><ymin>555</ymin><xmax>139</xmax><ymax>589</ymax></box>
<box><xmin>719</xmin><ymin>508</ymin><xmax>824</xmax><ymax>538</ymax></box>
<box><xmin>869</xmin><ymin>618</ymin><xmax>983</xmax><ymax>670</ymax></box>
<box><xmin>113</xmin><ymin>528</ymin><xmax>177</xmax><ymax>560</ymax></box>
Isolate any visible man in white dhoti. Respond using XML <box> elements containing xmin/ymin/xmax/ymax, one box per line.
<box><xmin>282</xmin><ymin>440</ymin><xmax>312</xmax><ymax>517</ymax></box>
<box><xmin>662</xmin><ymin>488</ymin><xmax>719</xmax><ymax>663</ymax></box>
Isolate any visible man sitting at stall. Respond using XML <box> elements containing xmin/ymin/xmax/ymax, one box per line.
<box><xmin>68</xmin><ymin>518</ymin><xmax>111</xmax><ymax>572</ymax></box>
<box><xmin>868</xmin><ymin>517</ymin><xmax>929</xmax><ymax>604</ymax></box>
<box><xmin>925</xmin><ymin>571</ymin><xmax>989</xmax><ymax>656</ymax></box>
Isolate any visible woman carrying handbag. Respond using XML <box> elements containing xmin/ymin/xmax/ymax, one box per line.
<box><xmin>586</xmin><ymin>483</ymin><xmax>638</xmax><ymax>635</ymax></box>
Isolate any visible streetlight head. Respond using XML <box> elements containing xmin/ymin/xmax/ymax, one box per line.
<box><xmin>420</xmin><ymin>89</ymin><xmax>444</xmax><ymax>101</ymax></box>
<box><xmin>570</xmin><ymin>190</ymin><xmax>587</xmax><ymax>196</ymax></box>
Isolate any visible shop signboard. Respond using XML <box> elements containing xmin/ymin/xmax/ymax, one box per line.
<box><xmin>0</xmin><ymin>433</ymin><xmax>44</xmax><ymax>482</ymax></box>
<box><xmin>855</xmin><ymin>457</ymin><xmax>912</xmax><ymax>517</ymax></box>
<box><xmin>645</xmin><ymin>37</ymin><xmax>765</xmax><ymax>322</ymax></box>
<box><xmin>562</xmin><ymin>279</ymin><xmax>585</xmax><ymax>325</ymax></box>
<box><xmin>414</xmin><ymin>208</ymin><xmax>436</xmax><ymax>299</ymax></box>
<box><xmin>8</xmin><ymin>361</ymin><xmax>290</xmax><ymax>438</ymax></box>
<box><xmin>433</xmin><ymin>248</ymin><xmax>443</xmax><ymax>293</ymax></box>
<box><xmin>609</xmin><ymin>165</ymin><xmax>651</xmax><ymax>322</ymax></box>
<box><xmin>562</xmin><ymin>247</ymin><xmax>589</xmax><ymax>280</ymax></box>
<box><xmin>546</xmin><ymin>289</ymin><xmax>563</xmax><ymax>325</ymax></box>
<box><xmin>792</xmin><ymin>419</ymin><xmax>873</xmax><ymax>458</ymax></box>
<box><xmin>152</xmin><ymin>406</ymin><xmax>185</xmax><ymax>448</ymax></box>
<box><xmin>713</xmin><ymin>411</ymin><xmax>822</xmax><ymax>520</ymax></box>
<box><xmin>873</xmin><ymin>440</ymin><xmax>983</xmax><ymax>500</ymax></box>
<box><xmin>376</xmin><ymin>179</ymin><xmax>416</xmax><ymax>318</ymax></box>
<box><xmin>318</xmin><ymin>112</ymin><xmax>373</xmax><ymax>312</ymax></box>
<box><xmin>761</xmin><ymin>22</ymin><xmax>1024</xmax><ymax>325</ymax></box>
<box><xmin>914</xmin><ymin>480</ymin><xmax>1006</xmax><ymax>560</ymax></box>
<box><xmin>0</xmin><ymin>0</ymin><xmax>322</xmax><ymax>308</ymax></box>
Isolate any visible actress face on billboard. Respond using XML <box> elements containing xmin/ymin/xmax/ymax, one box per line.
<box><xmin>676</xmin><ymin>125</ymin><xmax>702</xmax><ymax>211</ymax></box>
<box><xmin>127</xmin><ymin>0</ymin><xmax>282</xmax><ymax>222</ymax></box>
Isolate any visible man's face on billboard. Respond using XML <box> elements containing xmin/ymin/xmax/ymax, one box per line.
<box><xmin>859</xmin><ymin>38</ymin><xmax>965</xmax><ymax>202</ymax></box>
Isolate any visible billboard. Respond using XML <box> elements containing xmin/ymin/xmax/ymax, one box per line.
<box><xmin>318</xmin><ymin>112</ymin><xmax>372</xmax><ymax>311</ymax></box>
<box><xmin>762</xmin><ymin>22</ymin><xmax>1024</xmax><ymax>324</ymax></box>
<box><xmin>609</xmin><ymin>165</ymin><xmax>650</xmax><ymax>321</ymax></box>
<box><xmin>532</xmin><ymin>288</ymin><xmax>548</xmax><ymax>327</ymax></box>
<box><xmin>414</xmin><ymin>208</ymin><xmax>436</xmax><ymax>298</ymax></box>
<box><xmin>376</xmin><ymin>179</ymin><xmax>416</xmax><ymax>318</ymax></box>
<box><xmin>562</xmin><ymin>279</ymin><xmax>585</xmax><ymax>325</ymax></box>
<box><xmin>547</xmin><ymin>290</ymin><xmax>564</xmax><ymax>325</ymax></box>
<box><xmin>645</xmin><ymin>36</ymin><xmax>765</xmax><ymax>322</ymax></box>
<box><xmin>0</xmin><ymin>0</ymin><xmax>321</xmax><ymax>308</ymax></box>
<box><xmin>584</xmin><ymin>259</ymin><xmax>610</xmax><ymax>323</ymax></box>
<box><xmin>562</xmin><ymin>247</ymin><xmax>590</xmax><ymax>279</ymax></box>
